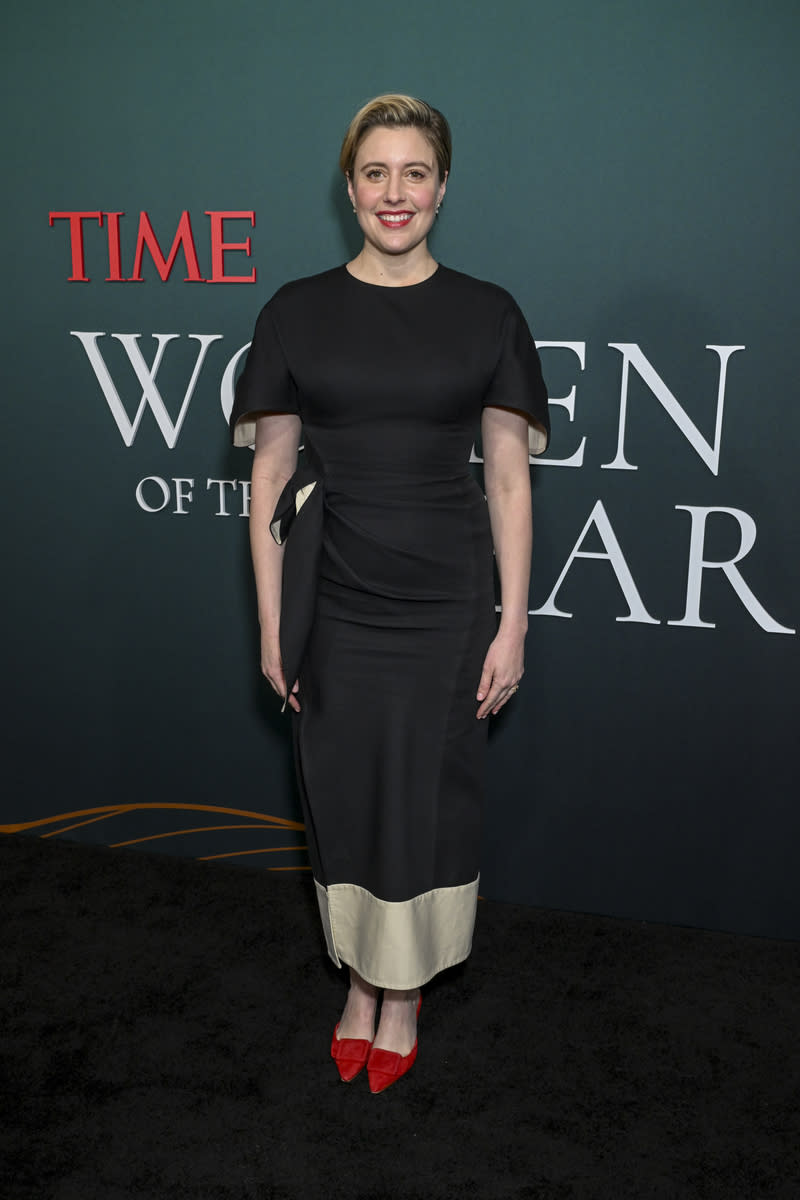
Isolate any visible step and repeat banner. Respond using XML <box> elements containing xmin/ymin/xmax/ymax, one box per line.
<box><xmin>4</xmin><ymin>1</ymin><xmax>799</xmax><ymax>938</ymax></box>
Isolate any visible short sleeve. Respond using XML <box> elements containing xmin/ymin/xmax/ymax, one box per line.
<box><xmin>229</xmin><ymin>303</ymin><xmax>299</xmax><ymax>448</ymax></box>
<box><xmin>482</xmin><ymin>300</ymin><xmax>550</xmax><ymax>456</ymax></box>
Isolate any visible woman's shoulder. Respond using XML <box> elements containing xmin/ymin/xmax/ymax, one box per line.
<box><xmin>436</xmin><ymin>267</ymin><xmax>531</xmax><ymax>339</ymax></box>
<box><xmin>244</xmin><ymin>268</ymin><xmax>346</xmax><ymax>336</ymax></box>
<box><xmin>437</xmin><ymin>266</ymin><xmax>521</xmax><ymax>313</ymax></box>
<box><xmin>266</xmin><ymin>266</ymin><xmax>345</xmax><ymax>307</ymax></box>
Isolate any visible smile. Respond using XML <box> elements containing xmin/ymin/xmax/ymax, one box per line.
<box><xmin>376</xmin><ymin>212</ymin><xmax>414</xmax><ymax>228</ymax></box>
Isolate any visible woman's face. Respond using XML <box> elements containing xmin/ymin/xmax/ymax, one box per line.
<box><xmin>347</xmin><ymin>126</ymin><xmax>447</xmax><ymax>259</ymax></box>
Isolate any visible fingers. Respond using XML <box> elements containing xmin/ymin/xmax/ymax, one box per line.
<box><xmin>489</xmin><ymin>682</ymin><xmax>519</xmax><ymax>717</ymax></box>
<box><xmin>475</xmin><ymin>666</ymin><xmax>493</xmax><ymax>705</ymax></box>
<box><xmin>476</xmin><ymin>667</ymin><xmax>522</xmax><ymax>719</ymax></box>
<box><xmin>262</xmin><ymin>660</ymin><xmax>302</xmax><ymax>712</ymax></box>
<box><xmin>477</xmin><ymin>685</ymin><xmax>516</xmax><ymax>719</ymax></box>
<box><xmin>477</xmin><ymin>682</ymin><xmax>519</xmax><ymax>719</ymax></box>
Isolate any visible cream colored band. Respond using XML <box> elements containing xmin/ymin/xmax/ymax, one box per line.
<box><xmin>314</xmin><ymin>876</ymin><xmax>479</xmax><ymax>990</ymax></box>
<box><xmin>528</xmin><ymin>421</ymin><xmax>548</xmax><ymax>456</ymax></box>
<box><xmin>233</xmin><ymin>418</ymin><xmax>257</xmax><ymax>449</ymax></box>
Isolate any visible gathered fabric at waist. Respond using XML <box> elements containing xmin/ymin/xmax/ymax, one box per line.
<box><xmin>320</xmin><ymin>472</ymin><xmax>491</xmax><ymax>598</ymax></box>
<box><xmin>270</xmin><ymin>443</ymin><xmax>492</xmax><ymax>699</ymax></box>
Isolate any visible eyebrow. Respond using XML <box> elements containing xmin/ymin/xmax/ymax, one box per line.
<box><xmin>359</xmin><ymin>160</ymin><xmax>433</xmax><ymax>170</ymax></box>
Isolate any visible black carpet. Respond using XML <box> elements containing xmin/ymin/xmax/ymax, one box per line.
<box><xmin>2</xmin><ymin>834</ymin><xmax>799</xmax><ymax>1200</ymax></box>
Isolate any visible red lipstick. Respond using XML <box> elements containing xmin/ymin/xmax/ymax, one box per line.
<box><xmin>376</xmin><ymin>211</ymin><xmax>414</xmax><ymax>228</ymax></box>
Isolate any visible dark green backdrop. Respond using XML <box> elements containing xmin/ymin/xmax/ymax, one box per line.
<box><xmin>4</xmin><ymin>0</ymin><xmax>799</xmax><ymax>938</ymax></box>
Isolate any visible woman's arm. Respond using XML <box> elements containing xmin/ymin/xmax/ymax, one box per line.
<box><xmin>249</xmin><ymin>412</ymin><xmax>303</xmax><ymax>710</ymax></box>
<box><xmin>476</xmin><ymin>405</ymin><xmax>533</xmax><ymax>718</ymax></box>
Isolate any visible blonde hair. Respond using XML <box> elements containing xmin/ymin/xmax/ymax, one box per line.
<box><xmin>339</xmin><ymin>93</ymin><xmax>452</xmax><ymax>181</ymax></box>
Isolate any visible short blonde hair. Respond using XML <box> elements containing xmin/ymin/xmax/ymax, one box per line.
<box><xmin>339</xmin><ymin>94</ymin><xmax>452</xmax><ymax>181</ymax></box>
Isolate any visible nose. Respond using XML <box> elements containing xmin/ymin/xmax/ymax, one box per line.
<box><xmin>383</xmin><ymin>170</ymin><xmax>405</xmax><ymax>205</ymax></box>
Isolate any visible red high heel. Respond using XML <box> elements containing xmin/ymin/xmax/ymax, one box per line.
<box><xmin>367</xmin><ymin>994</ymin><xmax>422</xmax><ymax>1094</ymax></box>
<box><xmin>331</xmin><ymin>1024</ymin><xmax>372</xmax><ymax>1083</ymax></box>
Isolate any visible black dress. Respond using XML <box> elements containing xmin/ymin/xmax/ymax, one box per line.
<box><xmin>231</xmin><ymin>265</ymin><xmax>549</xmax><ymax>989</ymax></box>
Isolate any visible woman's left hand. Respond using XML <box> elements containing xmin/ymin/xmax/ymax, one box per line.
<box><xmin>476</xmin><ymin>629</ymin><xmax>525</xmax><ymax>719</ymax></box>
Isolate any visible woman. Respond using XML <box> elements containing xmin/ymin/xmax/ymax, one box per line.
<box><xmin>230</xmin><ymin>94</ymin><xmax>549</xmax><ymax>1093</ymax></box>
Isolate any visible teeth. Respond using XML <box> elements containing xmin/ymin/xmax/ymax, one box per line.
<box><xmin>380</xmin><ymin>214</ymin><xmax>412</xmax><ymax>223</ymax></box>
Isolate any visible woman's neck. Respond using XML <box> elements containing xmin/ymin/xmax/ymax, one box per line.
<box><xmin>346</xmin><ymin>243</ymin><xmax>438</xmax><ymax>288</ymax></box>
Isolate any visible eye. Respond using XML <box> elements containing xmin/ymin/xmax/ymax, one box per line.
<box><xmin>407</xmin><ymin>170</ymin><xmax>426</xmax><ymax>180</ymax></box>
<box><xmin>365</xmin><ymin>168</ymin><xmax>385</xmax><ymax>181</ymax></box>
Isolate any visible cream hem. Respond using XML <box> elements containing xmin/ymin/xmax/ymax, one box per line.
<box><xmin>314</xmin><ymin>876</ymin><xmax>479</xmax><ymax>990</ymax></box>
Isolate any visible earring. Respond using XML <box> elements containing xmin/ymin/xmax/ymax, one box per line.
<box><xmin>352</xmin><ymin>207</ymin><xmax>358</xmax><ymax>215</ymax></box>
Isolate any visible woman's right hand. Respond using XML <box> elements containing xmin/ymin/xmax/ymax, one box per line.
<box><xmin>261</xmin><ymin>632</ymin><xmax>301</xmax><ymax>712</ymax></box>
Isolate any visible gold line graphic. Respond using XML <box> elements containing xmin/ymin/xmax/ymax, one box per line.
<box><xmin>0</xmin><ymin>804</ymin><xmax>309</xmax><ymax>871</ymax></box>
<box><xmin>1</xmin><ymin>803</ymin><xmax>304</xmax><ymax>835</ymax></box>
<box><xmin>111</xmin><ymin>823</ymin><xmax>287</xmax><ymax>849</ymax></box>
<box><xmin>42</xmin><ymin>810</ymin><xmax>129</xmax><ymax>838</ymax></box>
<box><xmin>197</xmin><ymin>846</ymin><xmax>308</xmax><ymax>862</ymax></box>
